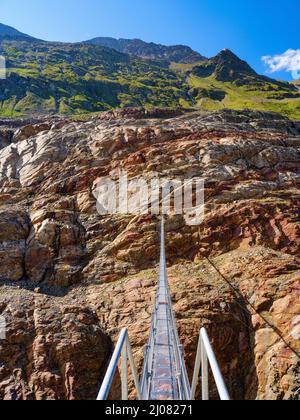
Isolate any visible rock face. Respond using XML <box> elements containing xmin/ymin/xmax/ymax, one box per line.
<box><xmin>0</xmin><ymin>129</ymin><xmax>14</xmax><ymax>149</ymax></box>
<box><xmin>0</xmin><ymin>108</ymin><xmax>299</xmax><ymax>400</ymax></box>
<box><xmin>0</xmin><ymin>293</ymin><xmax>111</xmax><ymax>400</ymax></box>
<box><xmin>0</xmin><ymin>210</ymin><xmax>30</xmax><ymax>281</ymax></box>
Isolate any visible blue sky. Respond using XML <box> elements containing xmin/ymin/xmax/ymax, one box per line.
<box><xmin>1</xmin><ymin>0</ymin><xmax>299</xmax><ymax>80</ymax></box>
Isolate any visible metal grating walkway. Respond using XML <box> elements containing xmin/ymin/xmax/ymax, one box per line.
<box><xmin>97</xmin><ymin>217</ymin><xmax>230</xmax><ymax>402</ymax></box>
<box><xmin>140</xmin><ymin>218</ymin><xmax>191</xmax><ymax>400</ymax></box>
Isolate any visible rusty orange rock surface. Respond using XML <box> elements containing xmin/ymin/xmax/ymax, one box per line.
<box><xmin>0</xmin><ymin>109</ymin><xmax>299</xmax><ymax>400</ymax></box>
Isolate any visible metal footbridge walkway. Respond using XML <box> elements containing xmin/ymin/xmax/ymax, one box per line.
<box><xmin>139</xmin><ymin>217</ymin><xmax>190</xmax><ymax>400</ymax></box>
<box><xmin>97</xmin><ymin>218</ymin><xmax>230</xmax><ymax>401</ymax></box>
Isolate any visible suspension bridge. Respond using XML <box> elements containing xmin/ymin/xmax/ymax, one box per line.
<box><xmin>97</xmin><ymin>218</ymin><xmax>230</xmax><ymax>401</ymax></box>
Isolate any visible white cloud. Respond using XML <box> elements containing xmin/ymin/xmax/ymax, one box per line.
<box><xmin>262</xmin><ymin>49</ymin><xmax>300</xmax><ymax>74</ymax></box>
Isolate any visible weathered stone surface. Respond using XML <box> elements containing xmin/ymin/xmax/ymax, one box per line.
<box><xmin>13</xmin><ymin>123</ymin><xmax>52</xmax><ymax>143</ymax></box>
<box><xmin>0</xmin><ymin>210</ymin><xmax>30</xmax><ymax>281</ymax></box>
<box><xmin>85</xmin><ymin>246</ymin><xmax>300</xmax><ymax>401</ymax></box>
<box><xmin>25</xmin><ymin>204</ymin><xmax>87</xmax><ymax>287</ymax></box>
<box><xmin>0</xmin><ymin>129</ymin><xmax>13</xmax><ymax>150</ymax></box>
<box><xmin>0</xmin><ymin>109</ymin><xmax>299</xmax><ymax>400</ymax></box>
<box><xmin>0</xmin><ymin>293</ymin><xmax>111</xmax><ymax>400</ymax></box>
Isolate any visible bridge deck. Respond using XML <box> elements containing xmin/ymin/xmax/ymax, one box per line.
<box><xmin>141</xmin><ymin>218</ymin><xmax>190</xmax><ymax>400</ymax></box>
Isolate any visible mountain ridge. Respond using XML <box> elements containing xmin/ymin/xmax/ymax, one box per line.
<box><xmin>0</xmin><ymin>22</ymin><xmax>38</xmax><ymax>41</ymax></box>
<box><xmin>85</xmin><ymin>36</ymin><xmax>206</xmax><ymax>64</ymax></box>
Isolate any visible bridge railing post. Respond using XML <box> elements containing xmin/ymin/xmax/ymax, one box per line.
<box><xmin>190</xmin><ymin>328</ymin><xmax>231</xmax><ymax>401</ymax></box>
<box><xmin>201</xmin><ymin>339</ymin><xmax>209</xmax><ymax>400</ymax></box>
<box><xmin>121</xmin><ymin>340</ymin><xmax>128</xmax><ymax>400</ymax></box>
<box><xmin>126</xmin><ymin>335</ymin><xmax>142</xmax><ymax>400</ymax></box>
<box><xmin>97</xmin><ymin>328</ymin><xmax>142</xmax><ymax>401</ymax></box>
<box><xmin>190</xmin><ymin>333</ymin><xmax>202</xmax><ymax>400</ymax></box>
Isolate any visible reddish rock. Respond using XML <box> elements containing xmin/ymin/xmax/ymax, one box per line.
<box><xmin>0</xmin><ymin>109</ymin><xmax>299</xmax><ymax>400</ymax></box>
<box><xmin>0</xmin><ymin>295</ymin><xmax>111</xmax><ymax>400</ymax></box>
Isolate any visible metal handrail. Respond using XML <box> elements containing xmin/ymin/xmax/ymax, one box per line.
<box><xmin>97</xmin><ymin>328</ymin><xmax>142</xmax><ymax>401</ymax></box>
<box><xmin>191</xmin><ymin>328</ymin><xmax>230</xmax><ymax>401</ymax></box>
<box><xmin>98</xmin><ymin>325</ymin><xmax>230</xmax><ymax>401</ymax></box>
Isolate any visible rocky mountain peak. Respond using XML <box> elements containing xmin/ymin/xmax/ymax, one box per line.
<box><xmin>212</xmin><ymin>48</ymin><xmax>257</xmax><ymax>81</ymax></box>
<box><xmin>215</xmin><ymin>48</ymin><xmax>255</xmax><ymax>65</ymax></box>
<box><xmin>192</xmin><ymin>48</ymin><xmax>265</xmax><ymax>86</ymax></box>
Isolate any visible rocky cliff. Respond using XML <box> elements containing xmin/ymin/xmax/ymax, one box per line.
<box><xmin>0</xmin><ymin>109</ymin><xmax>299</xmax><ymax>400</ymax></box>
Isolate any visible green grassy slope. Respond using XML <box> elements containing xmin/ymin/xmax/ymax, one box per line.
<box><xmin>0</xmin><ymin>41</ymin><xmax>192</xmax><ymax>117</ymax></box>
<box><xmin>187</xmin><ymin>74</ymin><xmax>300</xmax><ymax>119</ymax></box>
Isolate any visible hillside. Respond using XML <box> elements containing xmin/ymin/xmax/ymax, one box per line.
<box><xmin>185</xmin><ymin>50</ymin><xmax>300</xmax><ymax>117</ymax></box>
<box><xmin>0</xmin><ymin>40</ymin><xmax>192</xmax><ymax>116</ymax></box>
<box><xmin>0</xmin><ymin>24</ymin><xmax>299</xmax><ymax>119</ymax></box>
